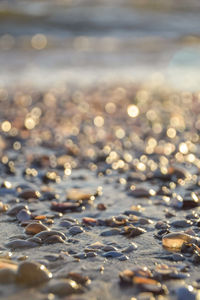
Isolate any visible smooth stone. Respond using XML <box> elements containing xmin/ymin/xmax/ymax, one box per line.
<box><xmin>102</xmin><ymin>245</ymin><xmax>118</xmax><ymax>252</ymax></box>
<box><xmin>44</xmin><ymin>279</ymin><xmax>81</xmax><ymax>296</ymax></box>
<box><xmin>27</xmin><ymin>237</ymin><xmax>42</xmax><ymax>244</ymax></box>
<box><xmin>18</xmin><ymin>190</ymin><xmax>41</xmax><ymax>200</ymax></box>
<box><xmin>86</xmin><ymin>252</ymin><xmax>97</xmax><ymax>258</ymax></box>
<box><xmin>16</xmin><ymin>209</ymin><xmax>32</xmax><ymax>222</ymax></box>
<box><xmin>74</xmin><ymin>253</ymin><xmax>87</xmax><ymax>259</ymax></box>
<box><xmin>0</xmin><ymin>268</ymin><xmax>17</xmax><ymax>283</ymax></box>
<box><xmin>127</xmin><ymin>188</ymin><xmax>150</xmax><ymax>198</ymax></box>
<box><xmin>176</xmin><ymin>286</ymin><xmax>196</xmax><ymax>300</ymax></box>
<box><xmin>118</xmin><ymin>255</ymin><xmax>129</xmax><ymax>261</ymax></box>
<box><xmin>102</xmin><ymin>251</ymin><xmax>123</xmax><ymax>258</ymax></box>
<box><xmin>35</xmin><ymin>230</ymin><xmax>66</xmax><ymax>241</ymax></box>
<box><xmin>100</xmin><ymin>228</ymin><xmax>121</xmax><ymax>236</ymax></box>
<box><xmin>67</xmin><ymin>189</ymin><xmax>93</xmax><ymax>202</ymax></box>
<box><xmin>122</xmin><ymin>243</ymin><xmax>138</xmax><ymax>253</ymax></box>
<box><xmin>171</xmin><ymin>220</ymin><xmax>193</xmax><ymax>228</ymax></box>
<box><xmin>7</xmin><ymin>204</ymin><xmax>28</xmax><ymax>216</ymax></box>
<box><xmin>16</xmin><ymin>261</ymin><xmax>52</xmax><ymax>286</ymax></box>
<box><xmin>5</xmin><ymin>240</ymin><xmax>38</xmax><ymax>249</ymax></box>
<box><xmin>122</xmin><ymin>225</ymin><xmax>146</xmax><ymax>237</ymax></box>
<box><xmin>25</xmin><ymin>223</ymin><xmax>49</xmax><ymax>235</ymax></box>
<box><xmin>66</xmin><ymin>272</ymin><xmax>90</xmax><ymax>285</ymax></box>
<box><xmin>155</xmin><ymin>221</ymin><xmax>169</xmax><ymax>230</ymax></box>
<box><xmin>44</xmin><ymin>235</ymin><xmax>65</xmax><ymax>244</ymax></box>
<box><xmin>172</xmin><ymin>253</ymin><xmax>185</xmax><ymax>261</ymax></box>
<box><xmin>59</xmin><ymin>220</ymin><xmax>73</xmax><ymax>228</ymax></box>
<box><xmin>69</xmin><ymin>226</ymin><xmax>84</xmax><ymax>235</ymax></box>
<box><xmin>162</xmin><ymin>232</ymin><xmax>200</xmax><ymax>250</ymax></box>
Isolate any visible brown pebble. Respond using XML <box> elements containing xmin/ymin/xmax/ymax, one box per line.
<box><xmin>45</xmin><ymin>279</ymin><xmax>81</xmax><ymax>296</ymax></box>
<box><xmin>25</xmin><ymin>223</ymin><xmax>49</xmax><ymax>235</ymax></box>
<box><xmin>16</xmin><ymin>261</ymin><xmax>52</xmax><ymax>286</ymax></box>
<box><xmin>97</xmin><ymin>203</ymin><xmax>107</xmax><ymax>210</ymax></box>
<box><xmin>18</xmin><ymin>189</ymin><xmax>41</xmax><ymax>200</ymax></box>
<box><xmin>44</xmin><ymin>235</ymin><xmax>65</xmax><ymax>244</ymax></box>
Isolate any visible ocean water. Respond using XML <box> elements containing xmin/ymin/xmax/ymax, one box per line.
<box><xmin>0</xmin><ymin>0</ymin><xmax>200</xmax><ymax>89</ymax></box>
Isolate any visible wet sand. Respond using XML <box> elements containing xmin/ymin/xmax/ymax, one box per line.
<box><xmin>1</xmin><ymin>82</ymin><xmax>200</xmax><ymax>299</ymax></box>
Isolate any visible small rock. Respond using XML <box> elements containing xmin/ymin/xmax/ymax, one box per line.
<box><xmin>16</xmin><ymin>261</ymin><xmax>52</xmax><ymax>286</ymax></box>
<box><xmin>69</xmin><ymin>226</ymin><xmax>84</xmax><ymax>235</ymax></box>
<box><xmin>16</xmin><ymin>209</ymin><xmax>32</xmax><ymax>222</ymax></box>
<box><xmin>35</xmin><ymin>230</ymin><xmax>66</xmax><ymax>241</ymax></box>
<box><xmin>103</xmin><ymin>251</ymin><xmax>123</xmax><ymax>258</ymax></box>
<box><xmin>25</xmin><ymin>223</ymin><xmax>49</xmax><ymax>235</ymax></box>
<box><xmin>122</xmin><ymin>225</ymin><xmax>146</xmax><ymax>238</ymax></box>
<box><xmin>5</xmin><ymin>240</ymin><xmax>38</xmax><ymax>249</ymax></box>
<box><xmin>18</xmin><ymin>189</ymin><xmax>41</xmax><ymax>200</ymax></box>
<box><xmin>122</xmin><ymin>243</ymin><xmax>138</xmax><ymax>253</ymax></box>
<box><xmin>7</xmin><ymin>204</ymin><xmax>28</xmax><ymax>216</ymax></box>
<box><xmin>51</xmin><ymin>201</ymin><xmax>81</xmax><ymax>212</ymax></box>
<box><xmin>176</xmin><ymin>286</ymin><xmax>196</xmax><ymax>300</ymax></box>
<box><xmin>44</xmin><ymin>235</ymin><xmax>65</xmax><ymax>244</ymax></box>
<box><xmin>44</xmin><ymin>279</ymin><xmax>82</xmax><ymax>296</ymax></box>
<box><xmin>171</xmin><ymin>219</ymin><xmax>193</xmax><ymax>228</ymax></box>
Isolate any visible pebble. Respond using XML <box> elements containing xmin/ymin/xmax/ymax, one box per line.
<box><xmin>67</xmin><ymin>188</ymin><xmax>93</xmax><ymax>202</ymax></box>
<box><xmin>170</xmin><ymin>219</ymin><xmax>193</xmax><ymax>228</ymax></box>
<box><xmin>102</xmin><ymin>251</ymin><xmax>123</xmax><ymax>258</ymax></box>
<box><xmin>162</xmin><ymin>232</ymin><xmax>200</xmax><ymax>250</ymax></box>
<box><xmin>172</xmin><ymin>253</ymin><xmax>185</xmax><ymax>261</ymax></box>
<box><xmin>27</xmin><ymin>237</ymin><xmax>42</xmax><ymax>244</ymax></box>
<box><xmin>16</xmin><ymin>209</ymin><xmax>32</xmax><ymax>222</ymax></box>
<box><xmin>44</xmin><ymin>279</ymin><xmax>82</xmax><ymax>296</ymax></box>
<box><xmin>16</xmin><ymin>261</ymin><xmax>52</xmax><ymax>286</ymax></box>
<box><xmin>44</xmin><ymin>235</ymin><xmax>65</xmax><ymax>244</ymax></box>
<box><xmin>74</xmin><ymin>253</ymin><xmax>87</xmax><ymax>259</ymax></box>
<box><xmin>122</xmin><ymin>243</ymin><xmax>138</xmax><ymax>253</ymax></box>
<box><xmin>25</xmin><ymin>222</ymin><xmax>49</xmax><ymax>234</ymax></box>
<box><xmin>86</xmin><ymin>252</ymin><xmax>97</xmax><ymax>258</ymax></box>
<box><xmin>118</xmin><ymin>255</ymin><xmax>129</xmax><ymax>261</ymax></box>
<box><xmin>122</xmin><ymin>225</ymin><xmax>146</xmax><ymax>238</ymax></box>
<box><xmin>102</xmin><ymin>245</ymin><xmax>118</xmax><ymax>252</ymax></box>
<box><xmin>100</xmin><ymin>228</ymin><xmax>121</xmax><ymax>236</ymax></box>
<box><xmin>176</xmin><ymin>286</ymin><xmax>197</xmax><ymax>300</ymax></box>
<box><xmin>35</xmin><ymin>230</ymin><xmax>66</xmax><ymax>241</ymax></box>
<box><xmin>18</xmin><ymin>189</ymin><xmax>41</xmax><ymax>200</ymax></box>
<box><xmin>5</xmin><ymin>240</ymin><xmax>38</xmax><ymax>249</ymax></box>
<box><xmin>7</xmin><ymin>204</ymin><xmax>28</xmax><ymax>216</ymax></box>
<box><xmin>51</xmin><ymin>201</ymin><xmax>81</xmax><ymax>212</ymax></box>
<box><xmin>127</xmin><ymin>188</ymin><xmax>150</xmax><ymax>198</ymax></box>
<box><xmin>59</xmin><ymin>220</ymin><xmax>73</xmax><ymax>228</ymax></box>
<box><xmin>69</xmin><ymin>226</ymin><xmax>84</xmax><ymax>235</ymax></box>
<box><xmin>155</xmin><ymin>221</ymin><xmax>169</xmax><ymax>230</ymax></box>
<box><xmin>66</xmin><ymin>272</ymin><xmax>90</xmax><ymax>285</ymax></box>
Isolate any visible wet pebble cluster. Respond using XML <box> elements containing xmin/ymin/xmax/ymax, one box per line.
<box><xmin>1</xmin><ymin>83</ymin><xmax>200</xmax><ymax>299</ymax></box>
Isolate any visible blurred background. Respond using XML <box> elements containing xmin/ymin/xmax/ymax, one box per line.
<box><xmin>0</xmin><ymin>0</ymin><xmax>200</xmax><ymax>89</ymax></box>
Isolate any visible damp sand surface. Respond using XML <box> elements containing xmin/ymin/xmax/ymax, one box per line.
<box><xmin>1</xmin><ymin>83</ymin><xmax>200</xmax><ymax>299</ymax></box>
